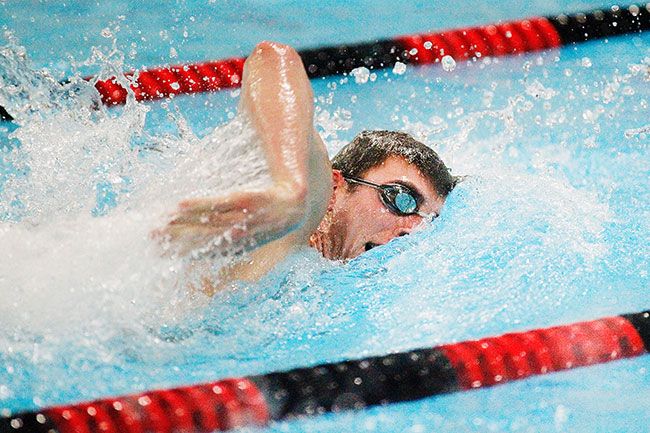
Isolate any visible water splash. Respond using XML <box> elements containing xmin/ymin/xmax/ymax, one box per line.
<box><xmin>0</xmin><ymin>39</ymin><xmax>101</xmax><ymax>124</ymax></box>
<box><xmin>0</xmin><ymin>39</ymin><xmax>272</xmax><ymax>352</ymax></box>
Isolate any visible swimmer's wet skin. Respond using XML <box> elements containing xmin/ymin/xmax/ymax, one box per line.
<box><xmin>158</xmin><ymin>42</ymin><xmax>456</xmax><ymax>288</ymax></box>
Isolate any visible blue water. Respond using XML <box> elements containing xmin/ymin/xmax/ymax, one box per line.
<box><xmin>1</xmin><ymin>1</ymin><xmax>649</xmax><ymax>432</ymax></box>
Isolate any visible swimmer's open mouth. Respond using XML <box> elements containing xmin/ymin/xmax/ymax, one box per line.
<box><xmin>364</xmin><ymin>242</ymin><xmax>379</xmax><ymax>251</ymax></box>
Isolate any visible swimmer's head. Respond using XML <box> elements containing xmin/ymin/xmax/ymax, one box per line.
<box><xmin>311</xmin><ymin>130</ymin><xmax>457</xmax><ymax>260</ymax></box>
<box><xmin>331</xmin><ymin>130</ymin><xmax>457</xmax><ymax>198</ymax></box>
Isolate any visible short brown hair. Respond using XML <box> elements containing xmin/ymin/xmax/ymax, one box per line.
<box><xmin>331</xmin><ymin>130</ymin><xmax>457</xmax><ymax>197</ymax></box>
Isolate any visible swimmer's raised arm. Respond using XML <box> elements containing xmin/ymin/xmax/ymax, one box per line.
<box><xmin>234</xmin><ymin>40</ymin><xmax>331</xmax><ymax>240</ymax></box>
<box><xmin>240</xmin><ymin>41</ymin><xmax>316</xmax><ymax>198</ymax></box>
<box><xmin>159</xmin><ymin>42</ymin><xmax>332</xmax><ymax>281</ymax></box>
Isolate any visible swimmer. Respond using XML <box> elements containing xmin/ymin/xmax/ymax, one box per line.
<box><xmin>158</xmin><ymin>41</ymin><xmax>456</xmax><ymax>287</ymax></box>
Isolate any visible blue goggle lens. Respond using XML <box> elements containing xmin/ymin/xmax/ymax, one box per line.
<box><xmin>394</xmin><ymin>191</ymin><xmax>417</xmax><ymax>214</ymax></box>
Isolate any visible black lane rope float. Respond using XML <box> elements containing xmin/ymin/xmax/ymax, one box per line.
<box><xmin>1</xmin><ymin>310</ymin><xmax>649</xmax><ymax>432</ymax></box>
<box><xmin>1</xmin><ymin>3</ymin><xmax>649</xmax><ymax>121</ymax></box>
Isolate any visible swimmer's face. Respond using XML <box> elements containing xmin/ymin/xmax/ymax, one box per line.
<box><xmin>328</xmin><ymin>156</ymin><xmax>445</xmax><ymax>259</ymax></box>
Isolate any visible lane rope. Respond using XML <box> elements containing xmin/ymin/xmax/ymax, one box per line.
<box><xmin>1</xmin><ymin>3</ymin><xmax>649</xmax><ymax>121</ymax></box>
<box><xmin>2</xmin><ymin>310</ymin><xmax>649</xmax><ymax>433</ymax></box>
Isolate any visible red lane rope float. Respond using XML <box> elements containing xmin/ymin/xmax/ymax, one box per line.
<box><xmin>437</xmin><ymin>315</ymin><xmax>645</xmax><ymax>390</ymax></box>
<box><xmin>30</xmin><ymin>378</ymin><xmax>269</xmax><ymax>433</ymax></box>
<box><xmin>96</xmin><ymin>58</ymin><xmax>246</xmax><ymax>105</ymax></box>
<box><xmin>3</xmin><ymin>310</ymin><xmax>649</xmax><ymax>433</ymax></box>
<box><xmin>394</xmin><ymin>16</ymin><xmax>561</xmax><ymax>65</ymax></box>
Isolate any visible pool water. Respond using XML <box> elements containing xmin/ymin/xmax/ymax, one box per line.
<box><xmin>1</xmin><ymin>1</ymin><xmax>649</xmax><ymax>432</ymax></box>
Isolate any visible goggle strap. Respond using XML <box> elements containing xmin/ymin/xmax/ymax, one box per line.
<box><xmin>344</xmin><ymin>177</ymin><xmax>383</xmax><ymax>191</ymax></box>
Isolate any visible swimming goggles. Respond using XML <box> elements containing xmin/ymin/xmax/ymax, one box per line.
<box><xmin>343</xmin><ymin>176</ymin><xmax>436</xmax><ymax>219</ymax></box>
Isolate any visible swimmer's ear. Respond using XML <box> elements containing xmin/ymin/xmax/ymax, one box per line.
<box><xmin>326</xmin><ymin>169</ymin><xmax>346</xmax><ymax>212</ymax></box>
<box><xmin>331</xmin><ymin>169</ymin><xmax>345</xmax><ymax>190</ymax></box>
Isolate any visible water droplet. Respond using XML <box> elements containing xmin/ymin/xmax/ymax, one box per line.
<box><xmin>441</xmin><ymin>55</ymin><xmax>456</xmax><ymax>72</ymax></box>
<box><xmin>624</xmin><ymin>124</ymin><xmax>650</xmax><ymax>138</ymax></box>
<box><xmin>584</xmin><ymin>136</ymin><xmax>597</xmax><ymax>148</ymax></box>
<box><xmin>622</xmin><ymin>86</ymin><xmax>635</xmax><ymax>96</ymax></box>
<box><xmin>554</xmin><ymin>405</ymin><xmax>569</xmax><ymax>428</ymax></box>
<box><xmin>351</xmin><ymin>67</ymin><xmax>370</xmax><ymax>84</ymax></box>
<box><xmin>392</xmin><ymin>61</ymin><xmax>407</xmax><ymax>75</ymax></box>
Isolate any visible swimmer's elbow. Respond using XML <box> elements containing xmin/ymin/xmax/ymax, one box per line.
<box><xmin>275</xmin><ymin>179</ymin><xmax>308</xmax><ymax>209</ymax></box>
<box><xmin>267</xmin><ymin>180</ymin><xmax>309</xmax><ymax>234</ymax></box>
